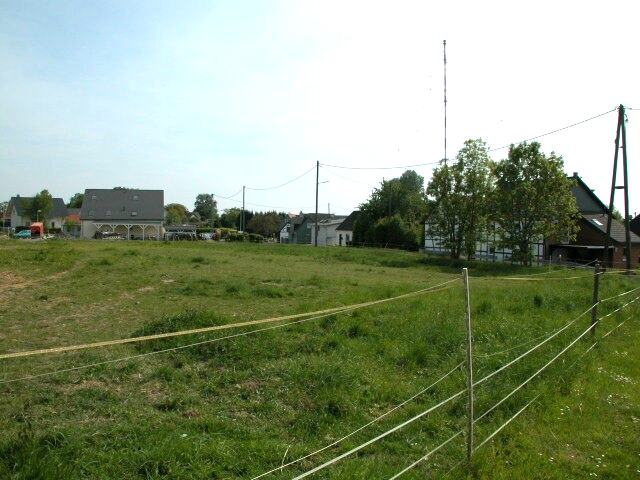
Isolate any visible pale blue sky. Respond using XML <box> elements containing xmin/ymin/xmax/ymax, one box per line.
<box><xmin>1</xmin><ymin>1</ymin><xmax>639</xmax><ymax>216</ymax></box>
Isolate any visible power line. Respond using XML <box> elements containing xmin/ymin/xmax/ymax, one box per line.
<box><xmin>320</xmin><ymin>166</ymin><xmax>373</xmax><ymax>186</ymax></box>
<box><xmin>245</xmin><ymin>165</ymin><xmax>316</xmax><ymax>191</ymax></box>
<box><xmin>214</xmin><ymin>188</ymin><xmax>243</xmax><ymax>200</ymax></box>
<box><xmin>488</xmin><ymin>107</ymin><xmax>617</xmax><ymax>152</ymax></box>
<box><xmin>320</xmin><ymin>160</ymin><xmax>442</xmax><ymax>170</ymax></box>
<box><xmin>214</xmin><ymin>193</ymin><xmax>314</xmax><ymax>212</ymax></box>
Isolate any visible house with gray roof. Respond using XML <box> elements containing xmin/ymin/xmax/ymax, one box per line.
<box><xmin>5</xmin><ymin>195</ymin><xmax>68</xmax><ymax>230</ymax></box>
<box><xmin>548</xmin><ymin>174</ymin><xmax>640</xmax><ymax>267</ymax></box>
<box><xmin>631</xmin><ymin>214</ymin><xmax>640</xmax><ymax>237</ymax></box>
<box><xmin>310</xmin><ymin>215</ymin><xmax>348</xmax><ymax>246</ymax></box>
<box><xmin>335</xmin><ymin>211</ymin><xmax>360</xmax><ymax>246</ymax></box>
<box><xmin>80</xmin><ymin>188</ymin><xmax>164</xmax><ymax>240</ymax></box>
<box><xmin>425</xmin><ymin>173</ymin><xmax>639</xmax><ymax>267</ymax></box>
<box><xmin>279</xmin><ymin>212</ymin><xmax>336</xmax><ymax>244</ymax></box>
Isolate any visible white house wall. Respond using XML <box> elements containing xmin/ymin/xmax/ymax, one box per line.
<box><xmin>424</xmin><ymin>224</ymin><xmax>545</xmax><ymax>264</ymax></box>
<box><xmin>81</xmin><ymin>220</ymin><xmax>163</xmax><ymax>239</ymax></box>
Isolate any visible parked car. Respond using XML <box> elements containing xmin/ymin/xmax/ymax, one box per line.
<box><xmin>15</xmin><ymin>229</ymin><xmax>32</xmax><ymax>239</ymax></box>
<box><xmin>95</xmin><ymin>231</ymin><xmax>124</xmax><ymax>240</ymax></box>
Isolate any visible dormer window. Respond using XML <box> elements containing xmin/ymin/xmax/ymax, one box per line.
<box><xmin>106</xmin><ymin>210</ymin><xmax>111</xmax><ymax>217</ymax></box>
<box><xmin>131</xmin><ymin>211</ymin><xmax>138</xmax><ymax>217</ymax></box>
<box><xmin>91</xmin><ymin>195</ymin><xmax>97</xmax><ymax>200</ymax></box>
<box><xmin>133</xmin><ymin>195</ymin><xmax>139</xmax><ymax>201</ymax></box>
<box><xmin>89</xmin><ymin>210</ymin><xmax>95</xmax><ymax>217</ymax></box>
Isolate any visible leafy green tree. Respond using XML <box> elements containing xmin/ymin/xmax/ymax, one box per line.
<box><xmin>220</xmin><ymin>208</ymin><xmax>254</xmax><ymax>230</ymax></box>
<box><xmin>353</xmin><ymin>170</ymin><xmax>427</xmax><ymax>249</ymax></box>
<box><xmin>194</xmin><ymin>194</ymin><xmax>218</xmax><ymax>226</ymax></box>
<box><xmin>30</xmin><ymin>190</ymin><xmax>53</xmax><ymax>223</ymax></box>
<box><xmin>220</xmin><ymin>208</ymin><xmax>241</xmax><ymax>229</ymax></box>
<box><xmin>246</xmin><ymin>211</ymin><xmax>282</xmax><ymax>237</ymax></box>
<box><xmin>426</xmin><ymin>139</ymin><xmax>493</xmax><ymax>259</ymax></box>
<box><xmin>67</xmin><ymin>193</ymin><xmax>84</xmax><ymax>208</ymax></box>
<box><xmin>493</xmin><ymin>142</ymin><xmax>580</xmax><ymax>265</ymax></box>
<box><xmin>165</xmin><ymin>203</ymin><xmax>190</xmax><ymax>225</ymax></box>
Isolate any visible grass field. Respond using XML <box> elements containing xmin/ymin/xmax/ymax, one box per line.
<box><xmin>0</xmin><ymin>239</ymin><xmax>638</xmax><ymax>479</ymax></box>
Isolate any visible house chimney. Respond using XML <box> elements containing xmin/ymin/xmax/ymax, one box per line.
<box><xmin>572</xmin><ymin>172</ymin><xmax>578</xmax><ymax>178</ymax></box>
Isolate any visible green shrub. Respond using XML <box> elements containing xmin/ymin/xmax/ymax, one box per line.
<box><xmin>247</xmin><ymin>233</ymin><xmax>264</xmax><ymax>243</ymax></box>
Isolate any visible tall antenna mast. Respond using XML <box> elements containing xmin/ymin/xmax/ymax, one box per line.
<box><xmin>443</xmin><ymin>39</ymin><xmax>448</xmax><ymax>164</ymax></box>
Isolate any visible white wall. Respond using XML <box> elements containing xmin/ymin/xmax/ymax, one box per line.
<box><xmin>81</xmin><ymin>221</ymin><xmax>163</xmax><ymax>239</ymax></box>
<box><xmin>424</xmin><ymin>223</ymin><xmax>545</xmax><ymax>264</ymax></box>
<box><xmin>311</xmin><ymin>223</ymin><xmax>352</xmax><ymax>246</ymax></box>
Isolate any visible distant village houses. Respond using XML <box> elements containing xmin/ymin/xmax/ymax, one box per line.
<box><xmin>279</xmin><ymin>211</ymin><xmax>358</xmax><ymax>246</ymax></box>
<box><xmin>425</xmin><ymin>173</ymin><xmax>640</xmax><ymax>268</ymax></box>
<box><xmin>80</xmin><ymin>189</ymin><xmax>164</xmax><ymax>240</ymax></box>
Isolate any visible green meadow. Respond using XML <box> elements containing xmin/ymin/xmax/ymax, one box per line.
<box><xmin>0</xmin><ymin>239</ymin><xmax>638</xmax><ymax>479</ymax></box>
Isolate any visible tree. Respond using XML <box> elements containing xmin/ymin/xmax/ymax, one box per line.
<box><xmin>194</xmin><ymin>194</ymin><xmax>218</xmax><ymax>226</ymax></box>
<box><xmin>220</xmin><ymin>208</ymin><xmax>254</xmax><ymax>230</ymax></box>
<box><xmin>165</xmin><ymin>203</ymin><xmax>189</xmax><ymax>225</ymax></box>
<box><xmin>67</xmin><ymin>193</ymin><xmax>84</xmax><ymax>208</ymax></box>
<box><xmin>246</xmin><ymin>211</ymin><xmax>283</xmax><ymax>237</ymax></box>
<box><xmin>353</xmin><ymin>170</ymin><xmax>427</xmax><ymax>249</ymax></box>
<box><xmin>220</xmin><ymin>208</ymin><xmax>242</xmax><ymax>229</ymax></box>
<box><xmin>30</xmin><ymin>190</ymin><xmax>54</xmax><ymax>223</ymax></box>
<box><xmin>492</xmin><ymin>142</ymin><xmax>580</xmax><ymax>266</ymax></box>
<box><xmin>426</xmin><ymin>139</ymin><xmax>493</xmax><ymax>259</ymax></box>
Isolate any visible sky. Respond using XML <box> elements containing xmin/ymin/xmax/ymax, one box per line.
<box><xmin>1</xmin><ymin>0</ymin><xmax>639</xmax><ymax>217</ymax></box>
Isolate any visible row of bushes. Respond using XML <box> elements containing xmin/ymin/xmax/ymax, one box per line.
<box><xmin>190</xmin><ymin>228</ymin><xmax>263</xmax><ymax>243</ymax></box>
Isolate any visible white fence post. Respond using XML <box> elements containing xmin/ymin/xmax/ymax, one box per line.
<box><xmin>462</xmin><ymin>267</ymin><xmax>474</xmax><ymax>462</ymax></box>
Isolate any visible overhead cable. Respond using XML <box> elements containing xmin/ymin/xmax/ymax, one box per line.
<box><xmin>246</xmin><ymin>165</ymin><xmax>316</xmax><ymax>191</ymax></box>
<box><xmin>488</xmin><ymin>107</ymin><xmax>617</xmax><ymax>152</ymax></box>
<box><xmin>320</xmin><ymin>160</ymin><xmax>442</xmax><ymax>170</ymax></box>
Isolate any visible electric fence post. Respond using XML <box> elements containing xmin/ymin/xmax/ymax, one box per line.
<box><xmin>591</xmin><ymin>260</ymin><xmax>601</xmax><ymax>336</ymax></box>
<box><xmin>462</xmin><ymin>268</ymin><xmax>474</xmax><ymax>463</ymax></box>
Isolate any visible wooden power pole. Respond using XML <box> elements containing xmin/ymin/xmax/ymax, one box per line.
<box><xmin>604</xmin><ymin>105</ymin><xmax>632</xmax><ymax>272</ymax></box>
<box><xmin>314</xmin><ymin>160</ymin><xmax>319</xmax><ymax>247</ymax></box>
<box><xmin>241</xmin><ymin>186</ymin><xmax>245</xmax><ymax>232</ymax></box>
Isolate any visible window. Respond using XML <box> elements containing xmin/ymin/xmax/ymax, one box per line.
<box><xmin>106</xmin><ymin>210</ymin><xmax>111</xmax><ymax>217</ymax></box>
<box><xmin>133</xmin><ymin>194</ymin><xmax>139</xmax><ymax>201</ymax></box>
<box><xmin>592</xmin><ymin>218</ymin><xmax>603</xmax><ymax>226</ymax></box>
<box><xmin>89</xmin><ymin>210</ymin><xmax>95</xmax><ymax>217</ymax></box>
<box><xmin>51</xmin><ymin>221</ymin><xmax>55</xmax><ymax>228</ymax></box>
<box><xmin>91</xmin><ymin>195</ymin><xmax>97</xmax><ymax>200</ymax></box>
<box><xmin>131</xmin><ymin>211</ymin><xmax>138</xmax><ymax>217</ymax></box>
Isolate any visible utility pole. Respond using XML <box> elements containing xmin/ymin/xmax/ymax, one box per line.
<box><xmin>314</xmin><ymin>160</ymin><xmax>319</xmax><ymax>247</ymax></box>
<box><xmin>443</xmin><ymin>39</ymin><xmax>448</xmax><ymax>165</ymax></box>
<box><xmin>241</xmin><ymin>186</ymin><xmax>245</xmax><ymax>232</ymax></box>
<box><xmin>604</xmin><ymin>105</ymin><xmax>632</xmax><ymax>272</ymax></box>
